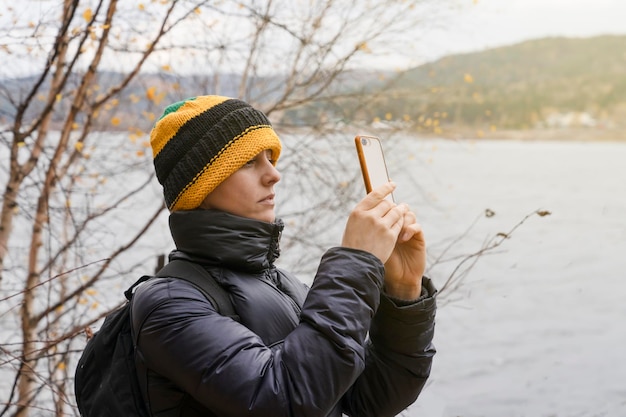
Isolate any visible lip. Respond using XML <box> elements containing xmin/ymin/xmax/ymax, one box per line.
<box><xmin>259</xmin><ymin>194</ymin><xmax>275</xmax><ymax>204</ymax></box>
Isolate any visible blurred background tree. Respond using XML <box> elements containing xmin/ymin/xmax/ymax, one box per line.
<box><xmin>0</xmin><ymin>1</ymin><xmax>454</xmax><ymax>415</ymax></box>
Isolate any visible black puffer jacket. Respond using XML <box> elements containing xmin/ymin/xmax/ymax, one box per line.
<box><xmin>131</xmin><ymin>210</ymin><xmax>437</xmax><ymax>417</ymax></box>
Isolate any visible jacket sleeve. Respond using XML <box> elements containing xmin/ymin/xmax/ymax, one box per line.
<box><xmin>132</xmin><ymin>247</ymin><xmax>385</xmax><ymax>417</ymax></box>
<box><xmin>340</xmin><ymin>277</ymin><xmax>437</xmax><ymax>417</ymax></box>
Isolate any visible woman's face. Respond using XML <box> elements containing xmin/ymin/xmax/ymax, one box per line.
<box><xmin>201</xmin><ymin>150</ymin><xmax>281</xmax><ymax>222</ymax></box>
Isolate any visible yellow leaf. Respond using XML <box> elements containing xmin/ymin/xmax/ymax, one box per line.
<box><xmin>141</xmin><ymin>140</ymin><xmax>150</xmax><ymax>148</ymax></box>
<box><xmin>356</xmin><ymin>42</ymin><xmax>371</xmax><ymax>53</ymax></box>
<box><xmin>136</xmin><ymin>150</ymin><xmax>145</xmax><ymax>157</ymax></box>
<box><xmin>28</xmin><ymin>21</ymin><xmax>35</xmax><ymax>28</ymax></box>
<box><xmin>434</xmin><ymin>127</ymin><xmax>443</xmax><ymax>135</ymax></box>
<box><xmin>476</xmin><ymin>129</ymin><xmax>485</xmax><ymax>138</ymax></box>
<box><xmin>111</xmin><ymin>117</ymin><xmax>120</xmax><ymax>126</ymax></box>
<box><xmin>56</xmin><ymin>93</ymin><xmax>62</xmax><ymax>102</ymax></box>
<box><xmin>372</xmin><ymin>116</ymin><xmax>380</xmax><ymax>123</ymax></box>
<box><xmin>385</xmin><ymin>112</ymin><xmax>392</xmax><ymax>121</ymax></box>
<box><xmin>490</xmin><ymin>125</ymin><xmax>497</xmax><ymax>132</ymax></box>
<box><xmin>146</xmin><ymin>86</ymin><xmax>156</xmax><ymax>101</ymax></box>
<box><xmin>75</xmin><ymin>142</ymin><xmax>84</xmax><ymax>152</ymax></box>
<box><xmin>403</xmin><ymin>114</ymin><xmax>410</xmax><ymax>122</ymax></box>
<box><xmin>91</xmin><ymin>302</ymin><xmax>99</xmax><ymax>309</ymax></box>
<box><xmin>72</xmin><ymin>122</ymin><xmax>79</xmax><ymax>130</ymax></box>
<box><xmin>86</xmin><ymin>288</ymin><xmax>97</xmax><ymax>296</ymax></box>
<box><xmin>138</xmin><ymin>3</ymin><xmax>145</xmax><ymax>11</ymax></box>
<box><xmin>464</xmin><ymin>73</ymin><xmax>474</xmax><ymax>83</ymax></box>
<box><xmin>83</xmin><ymin>8</ymin><xmax>93</xmax><ymax>22</ymax></box>
<box><xmin>57</xmin><ymin>362</ymin><xmax>66</xmax><ymax>371</ymax></box>
<box><xmin>194</xmin><ymin>7</ymin><xmax>201</xmax><ymax>14</ymax></box>
<box><xmin>161</xmin><ymin>64</ymin><xmax>171</xmax><ymax>72</ymax></box>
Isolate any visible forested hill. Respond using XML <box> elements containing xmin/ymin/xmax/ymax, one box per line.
<box><xmin>365</xmin><ymin>35</ymin><xmax>626</xmax><ymax>136</ymax></box>
<box><xmin>2</xmin><ymin>35</ymin><xmax>625</xmax><ymax>139</ymax></box>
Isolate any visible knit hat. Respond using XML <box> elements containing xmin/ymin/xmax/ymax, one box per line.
<box><xmin>150</xmin><ymin>95</ymin><xmax>282</xmax><ymax>211</ymax></box>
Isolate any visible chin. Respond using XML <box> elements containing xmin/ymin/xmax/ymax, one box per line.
<box><xmin>259</xmin><ymin>212</ymin><xmax>276</xmax><ymax>223</ymax></box>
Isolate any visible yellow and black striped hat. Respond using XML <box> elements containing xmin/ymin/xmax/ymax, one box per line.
<box><xmin>150</xmin><ymin>95</ymin><xmax>282</xmax><ymax>211</ymax></box>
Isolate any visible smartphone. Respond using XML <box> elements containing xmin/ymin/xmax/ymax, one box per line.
<box><xmin>354</xmin><ymin>135</ymin><xmax>394</xmax><ymax>202</ymax></box>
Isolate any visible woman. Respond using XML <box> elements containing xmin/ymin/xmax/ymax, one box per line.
<box><xmin>131</xmin><ymin>95</ymin><xmax>437</xmax><ymax>417</ymax></box>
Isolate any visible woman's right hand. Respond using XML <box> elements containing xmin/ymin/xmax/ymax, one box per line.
<box><xmin>341</xmin><ymin>182</ymin><xmax>407</xmax><ymax>263</ymax></box>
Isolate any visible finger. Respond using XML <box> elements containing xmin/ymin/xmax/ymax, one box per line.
<box><xmin>357</xmin><ymin>182</ymin><xmax>396</xmax><ymax>210</ymax></box>
<box><xmin>400</xmin><ymin>222</ymin><xmax>424</xmax><ymax>243</ymax></box>
<box><xmin>401</xmin><ymin>208</ymin><xmax>416</xmax><ymax>227</ymax></box>
<box><xmin>383</xmin><ymin>203</ymin><xmax>408</xmax><ymax>233</ymax></box>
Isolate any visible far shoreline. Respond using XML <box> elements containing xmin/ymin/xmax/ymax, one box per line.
<box><xmin>424</xmin><ymin>127</ymin><xmax>626</xmax><ymax>143</ymax></box>
<box><xmin>278</xmin><ymin>125</ymin><xmax>626</xmax><ymax>143</ymax></box>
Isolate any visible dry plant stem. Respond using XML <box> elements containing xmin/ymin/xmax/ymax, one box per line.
<box><xmin>438</xmin><ymin>209</ymin><xmax>549</xmax><ymax>297</ymax></box>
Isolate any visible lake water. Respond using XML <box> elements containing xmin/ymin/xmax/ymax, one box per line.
<box><xmin>383</xmin><ymin>138</ymin><xmax>626</xmax><ymax>417</ymax></box>
<box><xmin>3</xmin><ymin>134</ymin><xmax>625</xmax><ymax>416</ymax></box>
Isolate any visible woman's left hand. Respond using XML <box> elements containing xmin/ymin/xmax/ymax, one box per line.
<box><xmin>383</xmin><ymin>206</ymin><xmax>426</xmax><ymax>300</ymax></box>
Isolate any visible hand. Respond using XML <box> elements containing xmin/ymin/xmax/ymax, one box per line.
<box><xmin>341</xmin><ymin>182</ymin><xmax>406</xmax><ymax>264</ymax></box>
<box><xmin>383</xmin><ymin>208</ymin><xmax>426</xmax><ymax>300</ymax></box>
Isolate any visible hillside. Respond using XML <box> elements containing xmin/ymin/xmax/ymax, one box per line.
<box><xmin>2</xmin><ymin>35</ymin><xmax>625</xmax><ymax>140</ymax></box>
<box><xmin>366</xmin><ymin>35</ymin><xmax>626</xmax><ymax>139</ymax></box>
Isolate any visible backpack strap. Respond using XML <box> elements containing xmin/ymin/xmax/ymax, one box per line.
<box><xmin>124</xmin><ymin>275</ymin><xmax>153</xmax><ymax>301</ymax></box>
<box><xmin>155</xmin><ymin>259</ymin><xmax>240</xmax><ymax>322</ymax></box>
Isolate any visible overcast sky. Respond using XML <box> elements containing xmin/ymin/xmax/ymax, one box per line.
<box><xmin>2</xmin><ymin>0</ymin><xmax>624</xmax><ymax>76</ymax></box>
<box><xmin>408</xmin><ymin>0</ymin><xmax>626</xmax><ymax>66</ymax></box>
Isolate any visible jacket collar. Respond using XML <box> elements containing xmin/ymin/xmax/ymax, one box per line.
<box><xmin>168</xmin><ymin>209</ymin><xmax>283</xmax><ymax>272</ymax></box>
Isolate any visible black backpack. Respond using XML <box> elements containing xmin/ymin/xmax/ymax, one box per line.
<box><xmin>74</xmin><ymin>260</ymin><xmax>238</xmax><ymax>417</ymax></box>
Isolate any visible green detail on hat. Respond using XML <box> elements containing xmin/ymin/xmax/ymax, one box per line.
<box><xmin>158</xmin><ymin>96</ymin><xmax>198</xmax><ymax>121</ymax></box>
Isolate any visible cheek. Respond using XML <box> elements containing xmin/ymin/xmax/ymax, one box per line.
<box><xmin>222</xmin><ymin>173</ymin><xmax>255</xmax><ymax>201</ymax></box>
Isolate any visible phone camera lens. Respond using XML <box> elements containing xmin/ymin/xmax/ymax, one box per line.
<box><xmin>361</xmin><ymin>138</ymin><xmax>369</xmax><ymax>145</ymax></box>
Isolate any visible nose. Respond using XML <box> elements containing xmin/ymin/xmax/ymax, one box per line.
<box><xmin>262</xmin><ymin>159</ymin><xmax>281</xmax><ymax>185</ymax></box>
